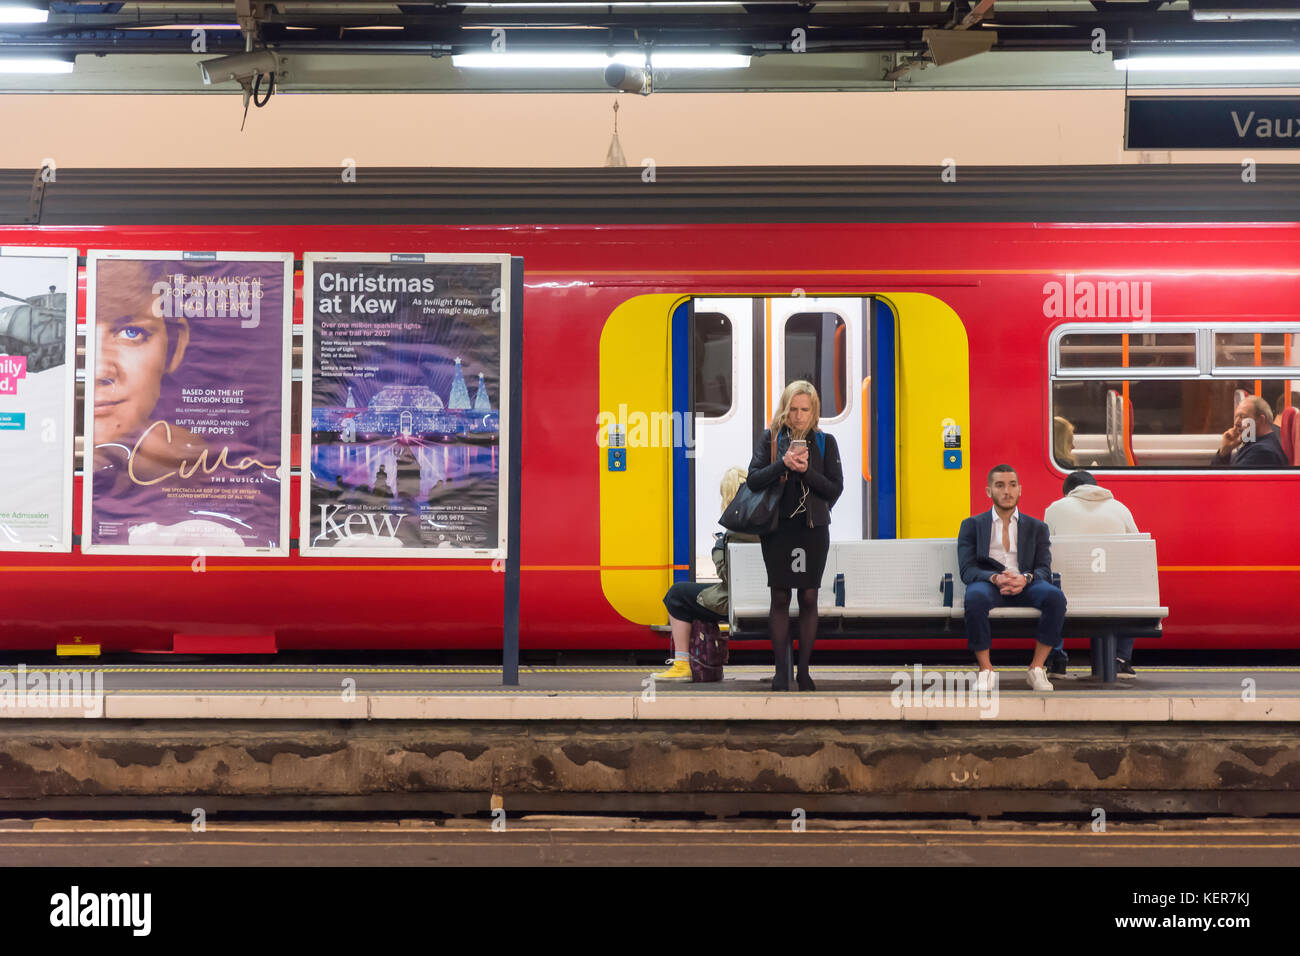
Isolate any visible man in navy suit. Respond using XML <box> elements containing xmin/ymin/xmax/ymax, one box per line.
<box><xmin>958</xmin><ymin>464</ymin><xmax>1067</xmax><ymax>692</ymax></box>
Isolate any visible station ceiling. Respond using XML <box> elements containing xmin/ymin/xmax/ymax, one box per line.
<box><xmin>3</xmin><ymin>1</ymin><xmax>1300</xmax><ymax>92</ymax></box>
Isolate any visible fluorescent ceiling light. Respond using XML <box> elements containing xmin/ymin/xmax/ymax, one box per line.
<box><xmin>1115</xmin><ymin>54</ymin><xmax>1300</xmax><ymax>71</ymax></box>
<box><xmin>0</xmin><ymin>56</ymin><xmax>73</xmax><ymax>74</ymax></box>
<box><xmin>451</xmin><ymin>52</ymin><xmax>750</xmax><ymax>69</ymax></box>
<box><xmin>1192</xmin><ymin>5</ymin><xmax>1300</xmax><ymax>21</ymax></box>
<box><xmin>0</xmin><ymin>3</ymin><xmax>47</xmax><ymax>24</ymax></box>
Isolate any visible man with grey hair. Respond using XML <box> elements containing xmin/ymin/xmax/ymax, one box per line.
<box><xmin>1212</xmin><ymin>396</ymin><xmax>1288</xmax><ymax>468</ymax></box>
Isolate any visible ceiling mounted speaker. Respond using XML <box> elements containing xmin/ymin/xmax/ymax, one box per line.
<box><xmin>923</xmin><ymin>29</ymin><xmax>997</xmax><ymax>67</ymax></box>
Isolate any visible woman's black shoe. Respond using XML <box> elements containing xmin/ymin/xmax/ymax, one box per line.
<box><xmin>771</xmin><ymin>673</ymin><xmax>790</xmax><ymax>692</ymax></box>
<box><xmin>796</xmin><ymin>669</ymin><xmax>816</xmax><ymax>692</ymax></box>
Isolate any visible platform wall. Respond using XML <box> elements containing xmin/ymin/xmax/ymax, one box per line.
<box><xmin>6</xmin><ymin>89</ymin><xmax>1300</xmax><ymax>169</ymax></box>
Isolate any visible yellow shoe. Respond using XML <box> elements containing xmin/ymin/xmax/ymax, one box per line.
<box><xmin>652</xmin><ymin>659</ymin><xmax>693</xmax><ymax>682</ymax></box>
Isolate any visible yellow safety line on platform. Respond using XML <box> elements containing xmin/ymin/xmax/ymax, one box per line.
<box><xmin>0</xmin><ymin>839</ymin><xmax>1294</xmax><ymax>850</ymax></box>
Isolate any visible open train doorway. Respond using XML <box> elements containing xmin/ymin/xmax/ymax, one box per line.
<box><xmin>687</xmin><ymin>296</ymin><xmax>893</xmax><ymax>580</ymax></box>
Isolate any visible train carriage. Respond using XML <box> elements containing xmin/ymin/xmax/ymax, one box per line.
<box><xmin>0</xmin><ymin>165</ymin><xmax>1296</xmax><ymax>652</ymax></box>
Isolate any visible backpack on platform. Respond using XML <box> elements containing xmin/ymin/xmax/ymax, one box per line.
<box><xmin>689</xmin><ymin>619</ymin><xmax>728</xmax><ymax>683</ymax></box>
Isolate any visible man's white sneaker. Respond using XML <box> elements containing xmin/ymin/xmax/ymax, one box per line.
<box><xmin>975</xmin><ymin>669</ymin><xmax>997</xmax><ymax>693</ymax></box>
<box><xmin>1026</xmin><ymin>667</ymin><xmax>1054</xmax><ymax>692</ymax></box>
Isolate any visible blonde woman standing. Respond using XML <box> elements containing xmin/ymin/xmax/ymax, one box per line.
<box><xmin>652</xmin><ymin>466</ymin><xmax>758</xmax><ymax>682</ymax></box>
<box><xmin>747</xmin><ymin>381</ymin><xmax>844</xmax><ymax>691</ymax></box>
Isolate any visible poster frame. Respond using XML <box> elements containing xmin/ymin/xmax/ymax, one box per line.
<box><xmin>300</xmin><ymin>252</ymin><xmax>512</xmax><ymax>560</ymax></box>
<box><xmin>0</xmin><ymin>245</ymin><xmax>79</xmax><ymax>554</ymax></box>
<box><xmin>81</xmin><ymin>249</ymin><xmax>294</xmax><ymax>558</ymax></box>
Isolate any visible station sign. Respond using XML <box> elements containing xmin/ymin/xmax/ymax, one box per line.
<box><xmin>1126</xmin><ymin>96</ymin><xmax>1300</xmax><ymax>150</ymax></box>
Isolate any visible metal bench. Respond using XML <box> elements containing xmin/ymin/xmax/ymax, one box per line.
<box><xmin>728</xmin><ymin>535</ymin><xmax>1168</xmax><ymax>684</ymax></box>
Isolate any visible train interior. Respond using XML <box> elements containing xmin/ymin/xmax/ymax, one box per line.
<box><xmin>1053</xmin><ymin>327</ymin><xmax>1300</xmax><ymax>469</ymax></box>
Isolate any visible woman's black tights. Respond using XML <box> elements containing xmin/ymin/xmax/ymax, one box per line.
<box><xmin>769</xmin><ymin>586</ymin><xmax>819</xmax><ymax>690</ymax></box>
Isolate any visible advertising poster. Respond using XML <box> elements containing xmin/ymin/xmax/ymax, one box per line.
<box><xmin>301</xmin><ymin>253</ymin><xmax>510</xmax><ymax>558</ymax></box>
<box><xmin>83</xmin><ymin>251</ymin><xmax>293</xmax><ymax>555</ymax></box>
<box><xmin>0</xmin><ymin>248</ymin><xmax>78</xmax><ymax>552</ymax></box>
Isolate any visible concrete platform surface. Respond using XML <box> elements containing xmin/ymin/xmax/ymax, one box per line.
<box><xmin>0</xmin><ymin>663</ymin><xmax>1297</xmax><ymax>720</ymax></box>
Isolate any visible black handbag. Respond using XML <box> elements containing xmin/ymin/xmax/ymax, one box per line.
<box><xmin>719</xmin><ymin>432</ymin><xmax>785</xmax><ymax>535</ymax></box>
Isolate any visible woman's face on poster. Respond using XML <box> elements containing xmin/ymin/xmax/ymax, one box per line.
<box><xmin>93</xmin><ymin>313</ymin><xmax>178</xmax><ymax>445</ymax></box>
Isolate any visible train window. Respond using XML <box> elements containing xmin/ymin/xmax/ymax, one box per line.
<box><xmin>1058</xmin><ymin>331</ymin><xmax>1196</xmax><ymax>370</ymax></box>
<box><xmin>692</xmin><ymin>311</ymin><xmax>733</xmax><ymax>419</ymax></box>
<box><xmin>1053</xmin><ymin>378</ymin><xmax>1296</xmax><ymax>469</ymax></box>
<box><xmin>1214</xmin><ymin>331</ymin><xmax>1299</xmax><ymax>369</ymax></box>
<box><xmin>784</xmin><ymin>312</ymin><xmax>847</xmax><ymax>417</ymax></box>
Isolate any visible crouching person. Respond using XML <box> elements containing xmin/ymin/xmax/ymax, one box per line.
<box><xmin>653</xmin><ymin>467</ymin><xmax>757</xmax><ymax>682</ymax></box>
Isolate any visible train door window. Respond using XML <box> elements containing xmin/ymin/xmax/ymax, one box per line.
<box><xmin>1051</xmin><ymin>323</ymin><xmax>1298</xmax><ymax>470</ymax></box>
<box><xmin>693</xmin><ymin>311</ymin><xmax>733</xmax><ymax>419</ymax></box>
<box><xmin>784</xmin><ymin>311</ymin><xmax>847</xmax><ymax>417</ymax></box>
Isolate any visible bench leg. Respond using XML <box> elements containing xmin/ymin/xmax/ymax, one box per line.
<box><xmin>1100</xmin><ymin>632</ymin><xmax>1118</xmax><ymax>684</ymax></box>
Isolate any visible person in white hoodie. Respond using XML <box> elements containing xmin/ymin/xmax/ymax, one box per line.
<box><xmin>1044</xmin><ymin>471</ymin><xmax>1142</xmax><ymax>679</ymax></box>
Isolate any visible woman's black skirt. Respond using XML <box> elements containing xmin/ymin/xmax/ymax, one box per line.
<box><xmin>760</xmin><ymin>517</ymin><xmax>830</xmax><ymax>590</ymax></box>
<box><xmin>663</xmin><ymin>582</ymin><xmax>727</xmax><ymax>624</ymax></box>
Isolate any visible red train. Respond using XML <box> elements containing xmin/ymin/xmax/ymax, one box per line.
<box><xmin>0</xmin><ymin>166</ymin><xmax>1296</xmax><ymax>652</ymax></box>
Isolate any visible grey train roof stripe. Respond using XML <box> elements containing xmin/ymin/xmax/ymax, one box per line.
<box><xmin>1</xmin><ymin>166</ymin><xmax>1298</xmax><ymax>225</ymax></box>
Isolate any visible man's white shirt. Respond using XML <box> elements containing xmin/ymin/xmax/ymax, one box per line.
<box><xmin>989</xmin><ymin>506</ymin><xmax>1020</xmax><ymax>575</ymax></box>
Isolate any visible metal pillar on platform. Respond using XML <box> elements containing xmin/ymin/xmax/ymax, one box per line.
<box><xmin>503</xmin><ymin>257</ymin><xmax>524</xmax><ymax>686</ymax></box>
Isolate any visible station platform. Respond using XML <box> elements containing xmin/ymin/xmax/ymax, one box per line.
<box><xmin>1</xmin><ymin>663</ymin><xmax>1298</xmax><ymax>721</ymax></box>
<box><xmin>4</xmin><ymin>662</ymin><xmax>1298</xmax><ymax>818</ymax></box>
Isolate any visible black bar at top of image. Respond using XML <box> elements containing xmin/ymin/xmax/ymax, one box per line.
<box><xmin>1126</xmin><ymin>95</ymin><xmax>1300</xmax><ymax>150</ymax></box>
<box><xmin>502</xmin><ymin>257</ymin><xmax>524</xmax><ymax>687</ymax></box>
